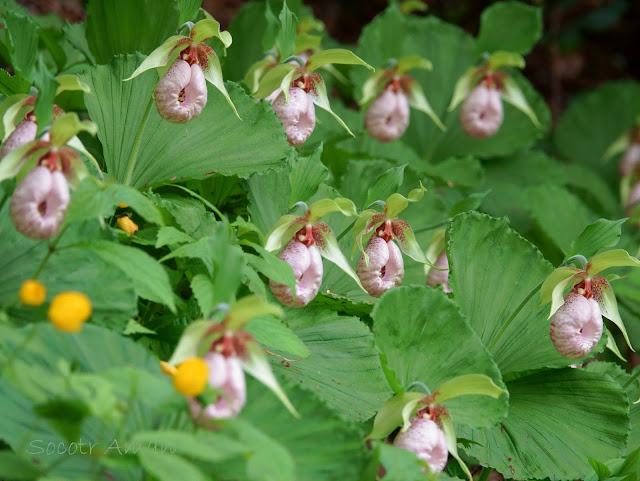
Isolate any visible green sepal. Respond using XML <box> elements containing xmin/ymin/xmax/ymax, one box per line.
<box><xmin>308</xmin><ymin>197</ymin><xmax>358</xmax><ymax>222</ymax></box>
<box><xmin>60</xmin><ymin>147</ymin><xmax>90</xmax><ymax>189</ymax></box>
<box><xmin>592</xmin><ymin>278</ymin><xmax>635</xmax><ymax>352</ymax></box>
<box><xmin>67</xmin><ymin>135</ymin><xmax>104</xmax><ymax>180</ymax></box>
<box><xmin>197</xmin><ymin>44</ymin><xmax>241</xmax><ymax>120</ymax></box>
<box><xmin>391</xmin><ymin>219</ymin><xmax>428</xmax><ymax>264</ymax></box>
<box><xmin>2</xmin><ymin>94</ymin><xmax>31</xmax><ymax>140</ymax></box>
<box><xmin>424</xmin><ymin>229</ymin><xmax>446</xmax><ymax>278</ymax></box>
<box><xmin>601</xmin><ymin>130</ymin><xmax>631</xmax><ymax>163</ymax></box>
<box><xmin>405</xmin><ymin>79</ymin><xmax>446</xmax><ymax>131</ymax></box>
<box><xmin>279</xmin><ymin>68</ymin><xmax>299</xmax><ymax>104</ymax></box>
<box><xmin>123</xmin><ymin>35</ymin><xmax>190</xmax><ymax>81</ymax></box>
<box><xmin>312</xmin><ymin>222</ymin><xmax>366</xmax><ymax>292</ymax></box>
<box><xmin>366</xmin><ymin>392</ymin><xmax>424</xmax><ymax>440</ymax></box>
<box><xmin>586</xmin><ymin>249</ymin><xmax>640</xmax><ymax>276</ymax></box>
<box><xmin>307</xmin><ymin>75</ymin><xmax>355</xmax><ymax>137</ymax></box>
<box><xmin>352</xmin><ymin>209</ymin><xmax>384</xmax><ymax>259</ymax></box>
<box><xmin>500</xmin><ymin>75</ymin><xmax>541</xmax><ymax>127</ymax></box>
<box><xmin>55</xmin><ymin>74</ymin><xmax>91</xmax><ymax>95</ymax></box>
<box><xmin>226</xmin><ymin>295</ymin><xmax>284</xmax><ymax>331</ymax></box>
<box><xmin>432</xmin><ymin>374</ymin><xmax>507</xmax><ymax>404</ymax></box>
<box><xmin>294</xmin><ymin>34</ymin><xmax>322</xmax><ymax>54</ymax></box>
<box><xmin>252</xmin><ymin>63</ymin><xmax>296</xmax><ymax>98</ymax></box>
<box><xmin>487</xmin><ymin>50</ymin><xmax>525</xmax><ymax>71</ymax></box>
<box><xmin>0</xmin><ymin>141</ymin><xmax>47</xmax><ymax>183</ymax></box>
<box><xmin>50</xmin><ymin>112</ymin><xmax>98</xmax><ymax>147</ymax></box>
<box><xmin>448</xmin><ymin>67</ymin><xmax>482</xmax><ymax>112</ymax></box>
<box><xmin>395</xmin><ymin>54</ymin><xmax>432</xmax><ymax>75</ymax></box>
<box><xmin>306</xmin><ymin>48</ymin><xmax>373</xmax><ymax>73</ymax></box>
<box><xmin>440</xmin><ymin>414</ymin><xmax>473</xmax><ymax>481</ymax></box>
<box><xmin>244</xmin><ymin>56</ymin><xmax>276</xmax><ymax>94</ymax></box>
<box><xmin>168</xmin><ymin>320</ymin><xmax>217</xmax><ymax>365</ymax></box>
<box><xmin>385</xmin><ymin>182</ymin><xmax>427</xmax><ymax>219</ymax></box>
<box><xmin>360</xmin><ymin>70</ymin><xmax>387</xmax><ymax>106</ymax></box>
<box><xmin>539</xmin><ymin>266</ymin><xmax>585</xmax><ymax>318</ymax></box>
<box><xmin>190</xmin><ymin>18</ymin><xmax>233</xmax><ymax>49</ymax></box>
<box><xmin>240</xmin><ymin>341</ymin><xmax>300</xmax><ymax>418</ymax></box>
<box><xmin>264</xmin><ymin>214</ymin><xmax>304</xmax><ymax>252</ymax></box>
<box><xmin>605</xmin><ymin>328</ymin><xmax>627</xmax><ymax>362</ymax></box>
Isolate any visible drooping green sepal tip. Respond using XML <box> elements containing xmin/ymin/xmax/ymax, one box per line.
<box><xmin>225</xmin><ymin>295</ymin><xmax>284</xmax><ymax>331</ymax></box>
<box><xmin>432</xmin><ymin>374</ymin><xmax>507</xmax><ymax>404</ymax></box>
<box><xmin>605</xmin><ymin>328</ymin><xmax>627</xmax><ymax>362</ymax></box>
<box><xmin>305</xmin><ymin>48</ymin><xmax>373</xmax><ymax>73</ymax></box>
<box><xmin>385</xmin><ymin>182</ymin><xmax>427</xmax><ymax>219</ymax></box>
<box><xmin>189</xmin><ymin>18</ymin><xmax>232</xmax><ymax>48</ymax></box>
<box><xmin>240</xmin><ymin>342</ymin><xmax>300</xmax><ymax>418</ymax></box>
<box><xmin>500</xmin><ymin>75</ymin><xmax>541</xmax><ymax>128</ymax></box>
<box><xmin>55</xmin><ymin>74</ymin><xmax>91</xmax><ymax>95</ymax></box>
<box><xmin>405</xmin><ymin>80</ymin><xmax>446</xmax><ymax>131</ymax></box>
<box><xmin>486</xmin><ymin>50</ymin><xmax>525</xmax><ymax>71</ymax></box>
<box><xmin>50</xmin><ymin>112</ymin><xmax>98</xmax><ymax>148</ymax></box>
<box><xmin>395</xmin><ymin>54</ymin><xmax>433</xmax><ymax>75</ymax></box>
<box><xmin>447</xmin><ymin>66</ymin><xmax>481</xmax><ymax>112</ymax></box>
<box><xmin>592</xmin><ymin>277</ymin><xmax>635</xmax><ymax>352</ymax></box>
<box><xmin>440</xmin><ymin>414</ymin><xmax>473</xmax><ymax>481</ymax></box>
<box><xmin>307</xmin><ymin>75</ymin><xmax>355</xmax><ymax>137</ymax></box>
<box><xmin>197</xmin><ymin>44</ymin><xmax>241</xmax><ymax>120</ymax></box>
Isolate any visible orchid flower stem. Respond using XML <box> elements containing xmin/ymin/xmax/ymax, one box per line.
<box><xmin>623</xmin><ymin>367</ymin><xmax>640</xmax><ymax>389</ymax></box>
<box><xmin>123</xmin><ymin>96</ymin><xmax>154</xmax><ymax>186</ymax></box>
<box><xmin>336</xmin><ymin>220</ymin><xmax>357</xmax><ymax>242</ymax></box>
<box><xmin>168</xmin><ymin>184</ymin><xmax>225</xmax><ymax>220</ymax></box>
<box><xmin>487</xmin><ymin>278</ymin><xmax>544</xmax><ymax>352</ymax></box>
<box><xmin>413</xmin><ymin>219</ymin><xmax>450</xmax><ymax>234</ymax></box>
<box><xmin>1</xmin><ymin>323</ymin><xmax>38</xmax><ymax>374</ymax></box>
<box><xmin>32</xmin><ymin>225</ymin><xmax>68</xmax><ymax>279</ymax></box>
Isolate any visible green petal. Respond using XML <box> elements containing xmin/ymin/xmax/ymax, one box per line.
<box><xmin>592</xmin><ymin>277</ymin><xmax>635</xmax><ymax>352</ymax></box>
<box><xmin>391</xmin><ymin>219</ymin><xmax>428</xmax><ymax>263</ymax></box>
<box><xmin>308</xmin><ymin>197</ymin><xmax>358</xmax><ymax>222</ymax></box>
<box><xmin>366</xmin><ymin>392</ymin><xmax>424</xmax><ymax>440</ymax></box>
<box><xmin>539</xmin><ymin>266</ymin><xmax>584</xmax><ymax>315</ymax></box>
<box><xmin>168</xmin><ymin>320</ymin><xmax>217</xmax><ymax>365</ymax></box>
<box><xmin>395</xmin><ymin>54</ymin><xmax>432</xmax><ymax>75</ymax></box>
<box><xmin>227</xmin><ymin>295</ymin><xmax>284</xmax><ymax>330</ymax></box>
<box><xmin>405</xmin><ymin>79</ymin><xmax>446</xmax><ymax>131</ymax></box>
<box><xmin>587</xmin><ymin>249</ymin><xmax>640</xmax><ymax>275</ymax></box>
<box><xmin>197</xmin><ymin>44</ymin><xmax>241</xmax><ymax>120</ymax></box>
<box><xmin>122</xmin><ymin>35</ymin><xmax>189</xmax><ymax>81</ymax></box>
<box><xmin>264</xmin><ymin>214</ymin><xmax>305</xmax><ymax>252</ymax></box>
<box><xmin>384</xmin><ymin>182</ymin><xmax>426</xmax><ymax>219</ymax></box>
<box><xmin>190</xmin><ymin>18</ymin><xmax>232</xmax><ymax>48</ymax></box>
<box><xmin>447</xmin><ymin>66</ymin><xmax>481</xmax><ymax>112</ymax></box>
<box><xmin>500</xmin><ymin>75</ymin><xmax>541</xmax><ymax>127</ymax></box>
<box><xmin>55</xmin><ymin>74</ymin><xmax>91</xmax><ymax>95</ymax></box>
<box><xmin>50</xmin><ymin>112</ymin><xmax>98</xmax><ymax>147</ymax></box>
<box><xmin>487</xmin><ymin>50</ymin><xmax>525</xmax><ymax>71</ymax></box>
<box><xmin>306</xmin><ymin>48</ymin><xmax>373</xmax><ymax>73</ymax></box>
<box><xmin>307</xmin><ymin>75</ymin><xmax>354</xmax><ymax>136</ymax></box>
<box><xmin>440</xmin><ymin>414</ymin><xmax>473</xmax><ymax>481</ymax></box>
<box><xmin>2</xmin><ymin>94</ymin><xmax>31</xmax><ymax>140</ymax></box>
<box><xmin>252</xmin><ymin>63</ymin><xmax>296</xmax><ymax>98</ymax></box>
<box><xmin>433</xmin><ymin>374</ymin><xmax>507</xmax><ymax>404</ymax></box>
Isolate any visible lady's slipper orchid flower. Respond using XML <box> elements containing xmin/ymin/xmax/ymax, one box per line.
<box><xmin>426</xmin><ymin>250</ymin><xmax>452</xmax><ymax>293</ymax></box>
<box><xmin>10</xmin><ymin>166</ymin><xmax>69</xmax><ymax>240</ymax></box>
<box><xmin>265</xmin><ymin>198</ymin><xmax>366</xmax><ymax>305</ymax></box>
<box><xmin>353</xmin><ymin>184</ymin><xmax>430</xmax><ymax>297</ymax></box>
<box><xmin>540</xmin><ymin>251</ymin><xmax>640</xmax><ymax>359</ymax></box>
<box><xmin>360</xmin><ymin>55</ymin><xmax>445</xmax><ymax>142</ymax></box>
<box><xmin>394</xmin><ymin>415</ymin><xmax>448</xmax><ymax>473</ymax></box>
<box><xmin>0</xmin><ymin>118</ymin><xmax>37</xmax><ymax>160</ymax></box>
<box><xmin>550</xmin><ymin>291</ymin><xmax>603</xmax><ymax>359</ymax></box>
<box><xmin>449</xmin><ymin>51</ymin><xmax>541</xmax><ymax>139</ymax></box>
<box><xmin>270</xmin><ymin>236</ymin><xmax>323</xmax><ymax>307</ymax></box>
<box><xmin>252</xmin><ymin>48</ymin><xmax>373</xmax><ymax>145</ymax></box>
<box><xmin>124</xmin><ymin>18</ymin><xmax>239</xmax><ymax>121</ymax></box>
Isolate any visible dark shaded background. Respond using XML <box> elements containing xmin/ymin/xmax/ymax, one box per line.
<box><xmin>17</xmin><ymin>0</ymin><xmax>640</xmax><ymax>122</ymax></box>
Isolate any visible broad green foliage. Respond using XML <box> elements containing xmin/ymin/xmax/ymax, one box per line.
<box><xmin>0</xmin><ymin>1</ymin><xmax>639</xmax><ymax>480</ymax></box>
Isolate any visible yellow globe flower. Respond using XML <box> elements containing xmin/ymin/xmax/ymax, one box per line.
<box><xmin>117</xmin><ymin>215</ymin><xmax>139</xmax><ymax>235</ymax></box>
<box><xmin>48</xmin><ymin>292</ymin><xmax>92</xmax><ymax>333</ymax></box>
<box><xmin>117</xmin><ymin>202</ymin><xmax>129</xmax><ymax>208</ymax></box>
<box><xmin>172</xmin><ymin>358</ymin><xmax>209</xmax><ymax>397</ymax></box>
<box><xmin>19</xmin><ymin>279</ymin><xmax>46</xmax><ymax>306</ymax></box>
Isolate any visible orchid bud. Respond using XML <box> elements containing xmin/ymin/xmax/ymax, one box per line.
<box><xmin>365</xmin><ymin>88</ymin><xmax>410</xmax><ymax>143</ymax></box>
<box><xmin>10</xmin><ymin>166</ymin><xmax>69</xmax><ymax>240</ymax></box>
<box><xmin>0</xmin><ymin>119</ymin><xmax>37</xmax><ymax>159</ymax></box>
<box><xmin>619</xmin><ymin>143</ymin><xmax>640</xmax><ymax>177</ymax></box>
<box><xmin>550</xmin><ymin>292</ymin><xmax>603</xmax><ymax>359</ymax></box>
<box><xmin>271</xmin><ymin>87</ymin><xmax>316</xmax><ymax>146</ymax></box>
<box><xmin>426</xmin><ymin>250</ymin><xmax>451</xmax><ymax>293</ymax></box>
<box><xmin>189</xmin><ymin>352</ymin><xmax>246</xmax><ymax>422</ymax></box>
<box><xmin>624</xmin><ymin>180</ymin><xmax>640</xmax><ymax>216</ymax></box>
<box><xmin>393</xmin><ymin>417</ymin><xmax>449</xmax><ymax>473</ymax></box>
<box><xmin>357</xmin><ymin>236</ymin><xmax>404</xmax><ymax>297</ymax></box>
<box><xmin>270</xmin><ymin>239</ymin><xmax>323</xmax><ymax>307</ymax></box>
<box><xmin>459</xmin><ymin>84</ymin><xmax>503</xmax><ymax>139</ymax></box>
<box><xmin>155</xmin><ymin>59</ymin><xmax>208</xmax><ymax>124</ymax></box>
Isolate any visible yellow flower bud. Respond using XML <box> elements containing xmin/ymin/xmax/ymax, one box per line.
<box><xmin>117</xmin><ymin>215</ymin><xmax>138</xmax><ymax>235</ymax></box>
<box><xmin>48</xmin><ymin>292</ymin><xmax>92</xmax><ymax>333</ymax></box>
<box><xmin>19</xmin><ymin>279</ymin><xmax>46</xmax><ymax>306</ymax></box>
<box><xmin>160</xmin><ymin>360</ymin><xmax>178</xmax><ymax>376</ymax></box>
<box><xmin>117</xmin><ymin>202</ymin><xmax>129</xmax><ymax>208</ymax></box>
<box><xmin>172</xmin><ymin>358</ymin><xmax>209</xmax><ymax>397</ymax></box>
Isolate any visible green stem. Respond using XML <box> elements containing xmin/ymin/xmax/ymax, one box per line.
<box><xmin>336</xmin><ymin>220</ymin><xmax>356</xmax><ymax>242</ymax></box>
<box><xmin>413</xmin><ymin>219</ymin><xmax>449</xmax><ymax>235</ymax></box>
<box><xmin>477</xmin><ymin>467</ymin><xmax>492</xmax><ymax>481</ymax></box>
<box><xmin>623</xmin><ymin>367</ymin><xmax>640</xmax><ymax>389</ymax></box>
<box><xmin>123</xmin><ymin>96</ymin><xmax>154</xmax><ymax>186</ymax></box>
<box><xmin>1</xmin><ymin>324</ymin><xmax>38</xmax><ymax>374</ymax></box>
<box><xmin>32</xmin><ymin>226</ymin><xmax>68</xmax><ymax>279</ymax></box>
<box><xmin>487</xmin><ymin>278</ymin><xmax>544</xmax><ymax>352</ymax></box>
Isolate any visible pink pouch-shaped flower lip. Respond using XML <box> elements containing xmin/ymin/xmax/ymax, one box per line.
<box><xmin>459</xmin><ymin>83</ymin><xmax>503</xmax><ymax>139</ymax></box>
<box><xmin>357</xmin><ymin>235</ymin><xmax>404</xmax><ymax>297</ymax></box>
<box><xmin>270</xmin><ymin>239</ymin><xmax>323</xmax><ymax>307</ymax></box>
<box><xmin>426</xmin><ymin>250</ymin><xmax>451</xmax><ymax>293</ymax></box>
<box><xmin>0</xmin><ymin>119</ymin><xmax>38</xmax><ymax>160</ymax></box>
<box><xmin>365</xmin><ymin>88</ymin><xmax>410</xmax><ymax>143</ymax></box>
<box><xmin>550</xmin><ymin>291</ymin><xmax>603</xmax><ymax>359</ymax></box>
<box><xmin>393</xmin><ymin>416</ymin><xmax>449</xmax><ymax>473</ymax></box>
<box><xmin>271</xmin><ymin>87</ymin><xmax>316</xmax><ymax>146</ymax></box>
<box><xmin>155</xmin><ymin>59</ymin><xmax>208</xmax><ymax>124</ymax></box>
<box><xmin>10</xmin><ymin>166</ymin><xmax>70</xmax><ymax>240</ymax></box>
